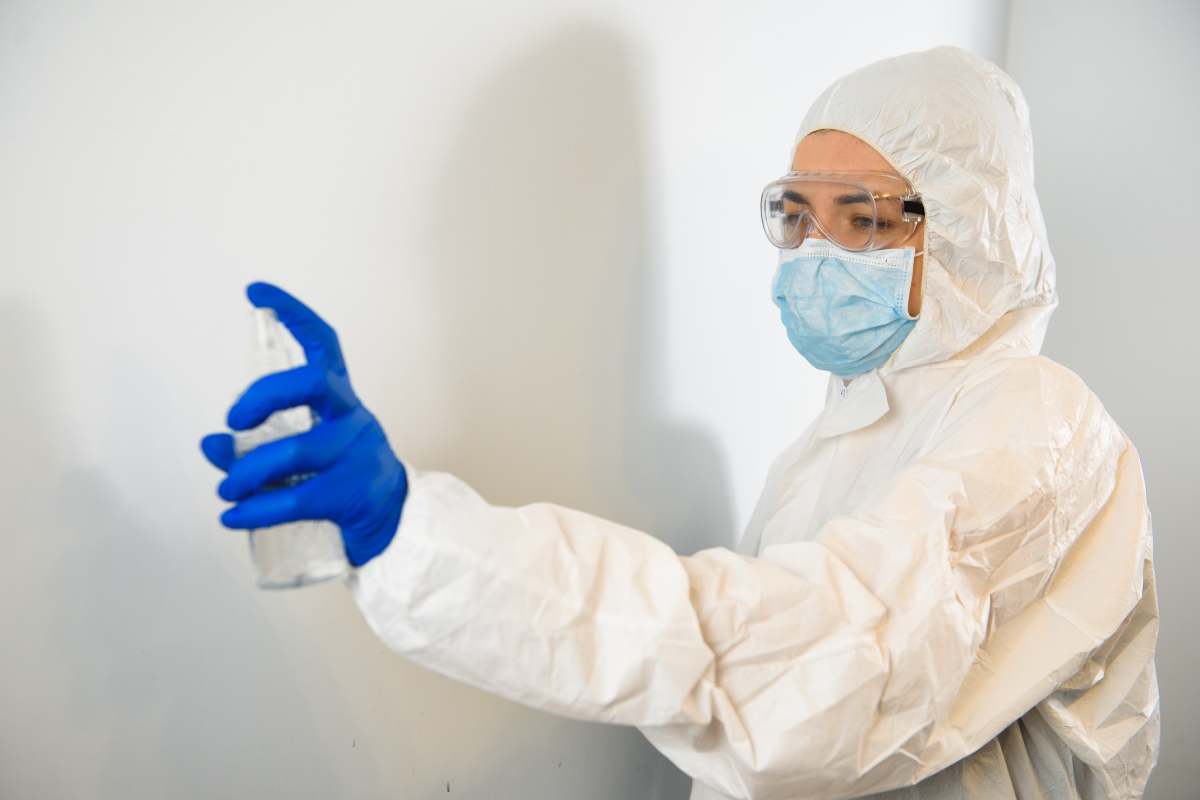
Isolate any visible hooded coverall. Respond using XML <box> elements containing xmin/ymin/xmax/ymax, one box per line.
<box><xmin>349</xmin><ymin>45</ymin><xmax>1161</xmax><ymax>800</ymax></box>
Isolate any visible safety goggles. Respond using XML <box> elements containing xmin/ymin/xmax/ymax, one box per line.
<box><xmin>760</xmin><ymin>171</ymin><xmax>925</xmax><ymax>252</ymax></box>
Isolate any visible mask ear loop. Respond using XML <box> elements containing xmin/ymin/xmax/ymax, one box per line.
<box><xmin>908</xmin><ymin>226</ymin><xmax>925</xmax><ymax>320</ymax></box>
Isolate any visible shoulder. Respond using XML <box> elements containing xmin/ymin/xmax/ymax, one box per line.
<box><xmin>936</xmin><ymin>354</ymin><xmax>1127</xmax><ymax>464</ymax></box>
<box><xmin>914</xmin><ymin>355</ymin><xmax>1132</xmax><ymax>537</ymax></box>
<box><xmin>957</xmin><ymin>354</ymin><xmax>1108</xmax><ymax>423</ymax></box>
<box><xmin>958</xmin><ymin>353</ymin><xmax>1091</xmax><ymax>408</ymax></box>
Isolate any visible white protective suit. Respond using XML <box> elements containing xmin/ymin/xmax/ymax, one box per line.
<box><xmin>349</xmin><ymin>46</ymin><xmax>1160</xmax><ymax>799</ymax></box>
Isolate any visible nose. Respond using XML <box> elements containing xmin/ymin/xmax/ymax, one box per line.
<box><xmin>797</xmin><ymin>212</ymin><xmax>830</xmax><ymax>245</ymax></box>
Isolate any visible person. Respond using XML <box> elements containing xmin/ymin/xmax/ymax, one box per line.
<box><xmin>200</xmin><ymin>46</ymin><xmax>1160</xmax><ymax>799</ymax></box>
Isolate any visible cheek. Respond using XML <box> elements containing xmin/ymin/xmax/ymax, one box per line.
<box><xmin>909</xmin><ymin>253</ymin><xmax>924</xmax><ymax>316</ymax></box>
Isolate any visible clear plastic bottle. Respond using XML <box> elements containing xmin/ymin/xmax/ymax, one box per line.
<box><xmin>233</xmin><ymin>307</ymin><xmax>349</xmax><ymax>588</ymax></box>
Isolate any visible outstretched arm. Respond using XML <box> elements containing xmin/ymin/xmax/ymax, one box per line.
<box><xmin>349</xmin><ymin>360</ymin><xmax>1154</xmax><ymax>799</ymax></box>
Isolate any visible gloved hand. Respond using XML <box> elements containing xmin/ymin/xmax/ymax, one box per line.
<box><xmin>199</xmin><ymin>282</ymin><xmax>408</xmax><ymax>568</ymax></box>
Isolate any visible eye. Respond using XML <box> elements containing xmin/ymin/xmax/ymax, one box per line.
<box><xmin>780</xmin><ymin>214</ymin><xmax>805</xmax><ymax>234</ymax></box>
<box><xmin>850</xmin><ymin>216</ymin><xmax>893</xmax><ymax>231</ymax></box>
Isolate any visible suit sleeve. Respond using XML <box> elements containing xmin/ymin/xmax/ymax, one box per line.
<box><xmin>348</xmin><ymin>359</ymin><xmax>1153</xmax><ymax>800</ymax></box>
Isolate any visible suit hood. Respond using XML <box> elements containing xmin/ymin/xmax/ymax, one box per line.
<box><xmin>792</xmin><ymin>46</ymin><xmax>1058</xmax><ymax>372</ymax></box>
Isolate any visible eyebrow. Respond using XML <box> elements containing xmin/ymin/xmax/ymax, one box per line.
<box><xmin>781</xmin><ymin>190</ymin><xmax>873</xmax><ymax>206</ymax></box>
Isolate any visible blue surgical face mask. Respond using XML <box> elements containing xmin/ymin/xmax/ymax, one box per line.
<box><xmin>772</xmin><ymin>237</ymin><xmax>920</xmax><ymax>379</ymax></box>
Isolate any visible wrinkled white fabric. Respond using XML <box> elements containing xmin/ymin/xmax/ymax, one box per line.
<box><xmin>349</xmin><ymin>45</ymin><xmax>1159</xmax><ymax>799</ymax></box>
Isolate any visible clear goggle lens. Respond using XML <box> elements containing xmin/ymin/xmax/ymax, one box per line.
<box><xmin>761</xmin><ymin>171</ymin><xmax>924</xmax><ymax>252</ymax></box>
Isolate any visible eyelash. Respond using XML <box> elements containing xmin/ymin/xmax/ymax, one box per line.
<box><xmin>781</xmin><ymin>213</ymin><xmax>893</xmax><ymax>231</ymax></box>
<box><xmin>852</xmin><ymin>215</ymin><xmax>893</xmax><ymax>230</ymax></box>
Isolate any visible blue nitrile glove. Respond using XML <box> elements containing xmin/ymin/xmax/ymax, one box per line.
<box><xmin>199</xmin><ymin>282</ymin><xmax>408</xmax><ymax>568</ymax></box>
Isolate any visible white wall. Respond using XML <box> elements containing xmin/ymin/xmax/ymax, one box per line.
<box><xmin>0</xmin><ymin>2</ymin><xmax>1007</xmax><ymax>797</ymax></box>
<box><xmin>1004</xmin><ymin>3</ymin><xmax>1200</xmax><ymax>797</ymax></box>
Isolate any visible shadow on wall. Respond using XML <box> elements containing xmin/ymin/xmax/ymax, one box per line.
<box><xmin>424</xmin><ymin>21</ymin><xmax>736</xmax><ymax>555</ymax></box>
<box><xmin>0</xmin><ymin>19</ymin><xmax>736</xmax><ymax>800</ymax></box>
<box><xmin>415</xmin><ymin>18</ymin><xmax>737</xmax><ymax>800</ymax></box>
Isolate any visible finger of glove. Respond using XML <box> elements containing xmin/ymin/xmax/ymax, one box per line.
<box><xmin>227</xmin><ymin>365</ymin><xmax>326</xmax><ymax>431</ymax></box>
<box><xmin>200</xmin><ymin>433</ymin><xmax>237</xmax><ymax>472</ymax></box>
<box><xmin>218</xmin><ymin>409</ymin><xmax>373</xmax><ymax>502</ymax></box>
<box><xmin>220</xmin><ymin>480</ymin><xmax>319</xmax><ymax>530</ymax></box>
<box><xmin>282</xmin><ymin>465</ymin><xmax>365</xmax><ymax>529</ymax></box>
<box><xmin>246</xmin><ymin>282</ymin><xmax>346</xmax><ymax>372</ymax></box>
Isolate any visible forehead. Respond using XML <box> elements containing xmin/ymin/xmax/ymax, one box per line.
<box><xmin>790</xmin><ymin>129</ymin><xmax>899</xmax><ymax>175</ymax></box>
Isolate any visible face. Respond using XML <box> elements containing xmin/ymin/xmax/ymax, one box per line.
<box><xmin>790</xmin><ymin>130</ymin><xmax>924</xmax><ymax>317</ymax></box>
